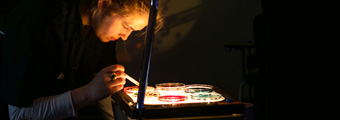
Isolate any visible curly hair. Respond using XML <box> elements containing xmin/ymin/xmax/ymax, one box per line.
<box><xmin>85</xmin><ymin>0</ymin><xmax>164</xmax><ymax>33</ymax></box>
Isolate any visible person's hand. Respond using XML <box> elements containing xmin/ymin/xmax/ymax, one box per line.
<box><xmin>71</xmin><ymin>64</ymin><xmax>126</xmax><ymax>110</ymax></box>
<box><xmin>86</xmin><ymin>64</ymin><xmax>126</xmax><ymax>101</ymax></box>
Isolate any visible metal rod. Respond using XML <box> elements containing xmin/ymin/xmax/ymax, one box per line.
<box><xmin>126</xmin><ymin>74</ymin><xmax>140</xmax><ymax>86</ymax></box>
<box><xmin>136</xmin><ymin>0</ymin><xmax>158</xmax><ymax>119</ymax></box>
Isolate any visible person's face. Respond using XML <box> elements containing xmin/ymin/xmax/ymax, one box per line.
<box><xmin>94</xmin><ymin>13</ymin><xmax>148</xmax><ymax>42</ymax></box>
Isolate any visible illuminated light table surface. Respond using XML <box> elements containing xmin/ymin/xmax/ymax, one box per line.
<box><xmin>111</xmin><ymin>85</ymin><xmax>246</xmax><ymax>119</ymax></box>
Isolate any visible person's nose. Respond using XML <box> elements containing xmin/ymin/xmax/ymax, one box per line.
<box><xmin>119</xmin><ymin>30</ymin><xmax>133</xmax><ymax>41</ymax></box>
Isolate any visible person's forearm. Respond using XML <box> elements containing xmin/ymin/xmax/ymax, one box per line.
<box><xmin>8</xmin><ymin>91</ymin><xmax>76</xmax><ymax>120</ymax></box>
<box><xmin>70</xmin><ymin>85</ymin><xmax>95</xmax><ymax>110</ymax></box>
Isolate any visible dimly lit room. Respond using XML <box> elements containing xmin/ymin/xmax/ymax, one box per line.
<box><xmin>1</xmin><ymin>0</ymin><xmax>268</xmax><ymax>120</ymax></box>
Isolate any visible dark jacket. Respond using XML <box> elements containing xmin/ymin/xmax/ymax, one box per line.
<box><xmin>0</xmin><ymin>0</ymin><xmax>84</xmax><ymax>107</ymax></box>
<box><xmin>1</xmin><ymin>0</ymin><xmax>118</xmax><ymax>119</ymax></box>
<box><xmin>75</xmin><ymin>27</ymin><xmax>117</xmax><ymax>88</ymax></box>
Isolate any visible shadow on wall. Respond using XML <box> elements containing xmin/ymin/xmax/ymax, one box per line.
<box><xmin>116</xmin><ymin>0</ymin><xmax>263</xmax><ymax>100</ymax></box>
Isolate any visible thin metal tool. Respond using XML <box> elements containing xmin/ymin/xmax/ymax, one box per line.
<box><xmin>126</xmin><ymin>74</ymin><xmax>140</xmax><ymax>86</ymax></box>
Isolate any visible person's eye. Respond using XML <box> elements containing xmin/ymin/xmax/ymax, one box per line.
<box><xmin>123</xmin><ymin>24</ymin><xmax>130</xmax><ymax>30</ymax></box>
<box><xmin>123</xmin><ymin>25</ymin><xmax>129</xmax><ymax>29</ymax></box>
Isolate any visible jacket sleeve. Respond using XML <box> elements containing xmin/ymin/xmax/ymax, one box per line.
<box><xmin>8</xmin><ymin>91</ymin><xmax>76</xmax><ymax>120</ymax></box>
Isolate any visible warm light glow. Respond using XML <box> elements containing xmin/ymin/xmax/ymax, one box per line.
<box><xmin>124</xmin><ymin>83</ymin><xmax>225</xmax><ymax>105</ymax></box>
